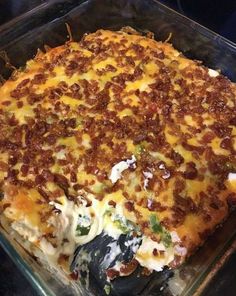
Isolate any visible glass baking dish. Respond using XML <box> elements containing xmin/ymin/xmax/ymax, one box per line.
<box><xmin>0</xmin><ymin>0</ymin><xmax>235</xmax><ymax>295</ymax></box>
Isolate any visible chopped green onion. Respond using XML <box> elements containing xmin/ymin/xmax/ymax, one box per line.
<box><xmin>149</xmin><ymin>214</ymin><xmax>172</xmax><ymax>248</ymax></box>
<box><xmin>135</xmin><ymin>142</ymin><xmax>147</xmax><ymax>157</ymax></box>
<box><xmin>104</xmin><ymin>284</ymin><xmax>111</xmax><ymax>295</ymax></box>
<box><xmin>76</xmin><ymin>225</ymin><xmax>90</xmax><ymax>236</ymax></box>
<box><xmin>162</xmin><ymin>230</ymin><xmax>172</xmax><ymax>248</ymax></box>
<box><xmin>150</xmin><ymin>214</ymin><xmax>162</xmax><ymax>233</ymax></box>
<box><xmin>76</xmin><ymin>215</ymin><xmax>91</xmax><ymax>236</ymax></box>
<box><xmin>113</xmin><ymin>219</ymin><xmax>131</xmax><ymax>234</ymax></box>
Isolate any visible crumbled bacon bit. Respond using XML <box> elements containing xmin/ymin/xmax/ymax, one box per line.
<box><xmin>183</xmin><ymin>162</ymin><xmax>198</xmax><ymax>180</ymax></box>
<box><xmin>37</xmin><ymin>187</ymin><xmax>49</xmax><ymax>201</ymax></box>
<box><xmin>17</xmin><ymin>79</ymin><xmax>30</xmax><ymax>88</ymax></box>
<box><xmin>201</xmin><ymin>131</ymin><xmax>215</xmax><ymax>144</ymax></box>
<box><xmin>152</xmin><ymin>248</ymin><xmax>158</xmax><ymax>256</ymax></box>
<box><xmin>42</xmin><ymin>169</ymin><xmax>54</xmax><ymax>182</ymax></box>
<box><xmin>16</xmin><ymin>101</ymin><xmax>23</xmax><ymax>108</ymax></box>
<box><xmin>106</xmin><ymin>268</ymin><xmax>120</xmax><ymax>280</ymax></box>
<box><xmin>70</xmin><ymin>171</ymin><xmax>77</xmax><ymax>183</ymax></box>
<box><xmin>54</xmin><ymin>174</ymin><xmax>69</xmax><ymax>190</ymax></box>
<box><xmin>210</xmin><ymin>123</ymin><xmax>232</xmax><ymax>138</ymax></box>
<box><xmin>32</xmin><ymin>73</ymin><xmax>47</xmax><ymax>84</ymax></box>
<box><xmin>70</xmin><ymin>270</ymin><xmax>79</xmax><ymax>281</ymax></box>
<box><xmin>35</xmin><ymin>174</ymin><xmax>46</xmax><ymax>185</ymax></box>
<box><xmin>120</xmin><ymin>259</ymin><xmax>138</xmax><ymax>275</ymax></box>
<box><xmin>220</xmin><ymin>137</ymin><xmax>232</xmax><ymax>150</ymax></box>
<box><xmin>20</xmin><ymin>164</ymin><xmax>29</xmax><ymax>176</ymax></box>
<box><xmin>10</xmin><ymin>87</ymin><xmax>28</xmax><ymax>99</ymax></box>
<box><xmin>2</xmin><ymin>101</ymin><xmax>11</xmax><ymax>106</ymax></box>
<box><xmin>170</xmin><ymin>150</ymin><xmax>184</xmax><ymax>165</ymax></box>
<box><xmin>124</xmin><ymin>201</ymin><xmax>134</xmax><ymax>212</ymax></box>
<box><xmin>108</xmin><ymin>200</ymin><xmax>116</xmax><ymax>207</ymax></box>
<box><xmin>27</xmin><ymin>93</ymin><xmax>43</xmax><ymax>105</ymax></box>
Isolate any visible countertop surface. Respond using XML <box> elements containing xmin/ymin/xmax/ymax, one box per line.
<box><xmin>0</xmin><ymin>0</ymin><xmax>236</xmax><ymax>295</ymax></box>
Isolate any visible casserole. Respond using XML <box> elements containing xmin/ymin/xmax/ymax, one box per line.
<box><xmin>0</xmin><ymin>2</ymin><xmax>235</xmax><ymax>296</ymax></box>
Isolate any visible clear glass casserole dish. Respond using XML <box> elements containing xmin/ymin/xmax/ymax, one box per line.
<box><xmin>0</xmin><ymin>0</ymin><xmax>235</xmax><ymax>295</ymax></box>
